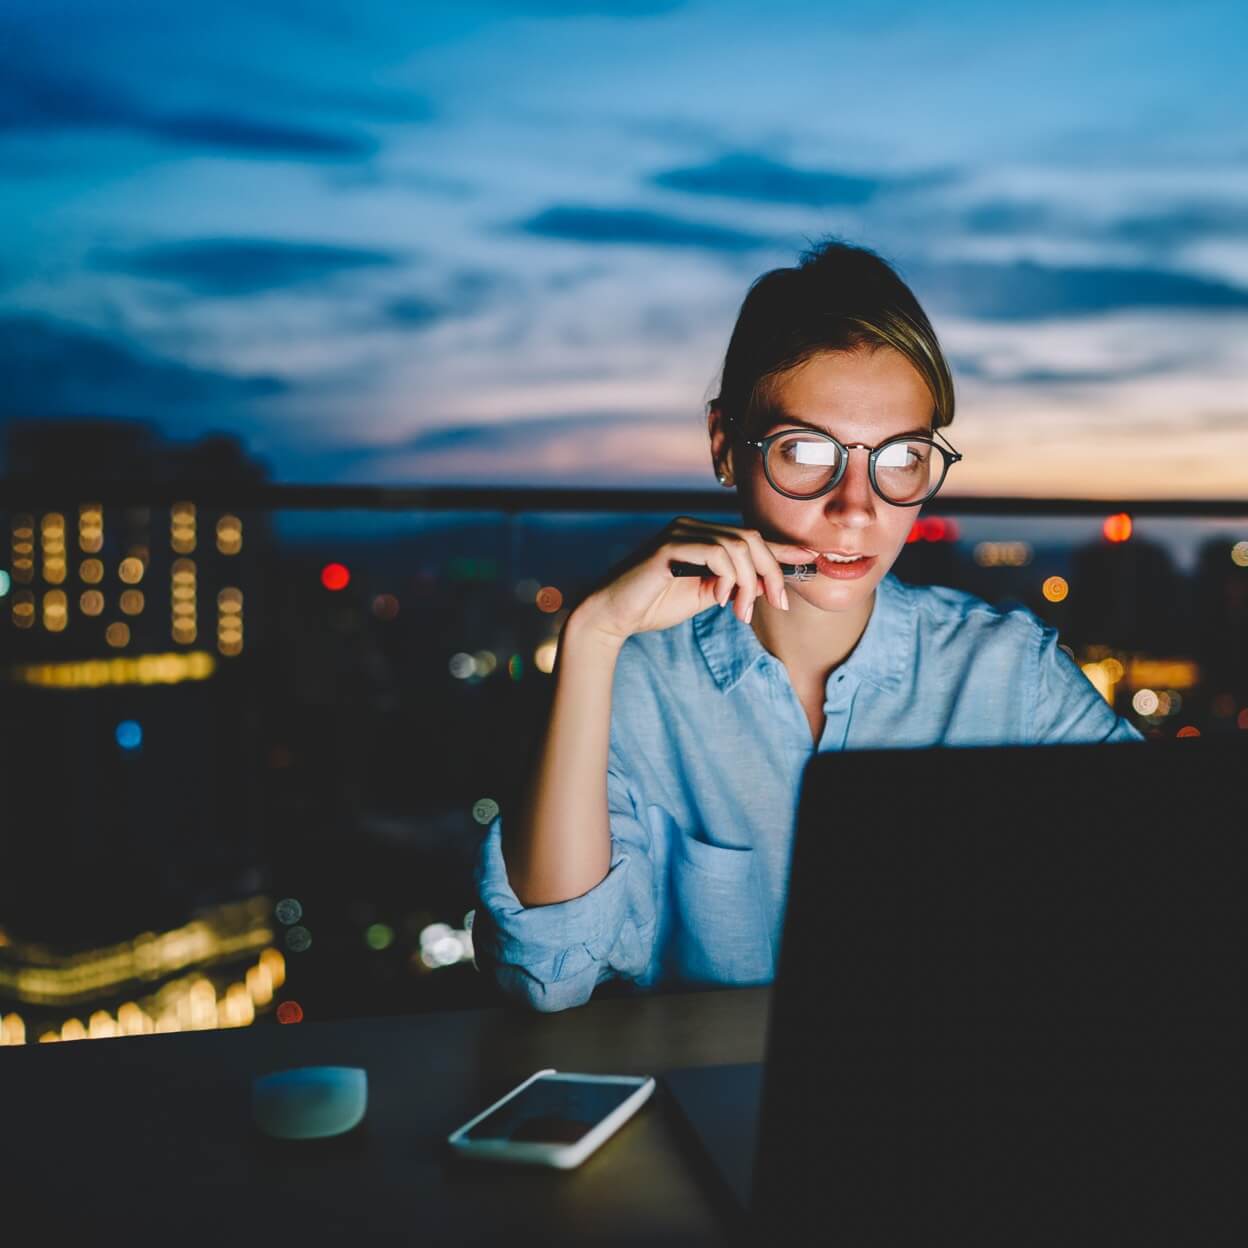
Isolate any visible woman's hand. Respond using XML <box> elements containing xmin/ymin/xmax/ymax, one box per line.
<box><xmin>574</xmin><ymin>516</ymin><xmax>819</xmax><ymax>642</ymax></box>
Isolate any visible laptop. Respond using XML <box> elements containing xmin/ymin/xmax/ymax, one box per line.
<box><xmin>663</xmin><ymin>737</ymin><xmax>1246</xmax><ymax>1243</ymax></box>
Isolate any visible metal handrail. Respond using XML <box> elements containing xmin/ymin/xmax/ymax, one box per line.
<box><xmin>1</xmin><ymin>481</ymin><xmax>1245</xmax><ymax>516</ymax></box>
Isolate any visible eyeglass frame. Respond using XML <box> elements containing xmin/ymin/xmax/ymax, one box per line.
<box><xmin>741</xmin><ymin>425</ymin><xmax>963</xmax><ymax>506</ymax></box>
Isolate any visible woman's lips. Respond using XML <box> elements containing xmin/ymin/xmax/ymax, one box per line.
<box><xmin>814</xmin><ymin>553</ymin><xmax>877</xmax><ymax>580</ymax></box>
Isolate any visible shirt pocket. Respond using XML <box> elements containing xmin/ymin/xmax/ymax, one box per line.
<box><xmin>668</xmin><ymin>827</ymin><xmax>773</xmax><ymax>986</ymax></box>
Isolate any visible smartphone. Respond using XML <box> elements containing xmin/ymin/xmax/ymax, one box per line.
<box><xmin>446</xmin><ymin>1069</ymin><xmax>656</xmax><ymax>1169</ymax></box>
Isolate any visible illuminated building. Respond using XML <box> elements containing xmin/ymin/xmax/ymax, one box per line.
<box><xmin>0</xmin><ymin>420</ymin><xmax>277</xmax><ymax>1039</ymax></box>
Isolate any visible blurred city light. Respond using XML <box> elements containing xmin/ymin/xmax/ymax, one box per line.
<box><xmin>973</xmin><ymin>541</ymin><xmax>1031</xmax><ymax>567</ymax></box>
<box><xmin>274</xmin><ymin>898</ymin><xmax>303</xmax><ymax>926</ymax></box>
<box><xmin>472</xmin><ymin>797</ymin><xmax>499</xmax><ymax>825</ymax></box>
<box><xmin>364</xmin><ymin>923</ymin><xmax>395</xmax><ymax>951</ymax></box>
<box><xmin>371</xmin><ymin>593</ymin><xmax>400</xmax><ymax>620</ymax></box>
<box><xmin>536</xmin><ymin>586</ymin><xmax>563</xmax><ymax>613</ymax></box>
<box><xmin>534</xmin><ymin>639</ymin><xmax>558</xmax><ymax>673</ymax></box>
<box><xmin>1133</xmin><ymin>688</ymin><xmax>1160</xmax><ymax>715</ymax></box>
<box><xmin>1103</xmin><ymin>513</ymin><xmax>1133</xmax><ymax>543</ymax></box>
<box><xmin>115</xmin><ymin>720</ymin><xmax>142</xmax><ymax>751</ymax></box>
<box><xmin>1042</xmin><ymin>576</ymin><xmax>1068</xmax><ymax>603</ymax></box>
<box><xmin>0</xmin><ymin>570</ymin><xmax>9</xmax><ymax>597</ymax></box>
<box><xmin>276</xmin><ymin>1000</ymin><xmax>304</xmax><ymax>1024</ymax></box>
<box><xmin>1232</xmin><ymin>541</ymin><xmax>1248</xmax><ymax>568</ymax></box>
<box><xmin>321</xmin><ymin>563</ymin><xmax>350</xmax><ymax>591</ymax></box>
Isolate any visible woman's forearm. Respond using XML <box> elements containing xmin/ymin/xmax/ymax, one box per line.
<box><xmin>502</xmin><ymin>601</ymin><xmax>627</xmax><ymax>907</ymax></box>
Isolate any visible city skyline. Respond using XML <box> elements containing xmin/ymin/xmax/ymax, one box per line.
<box><xmin>2</xmin><ymin>1</ymin><xmax>1247</xmax><ymax>496</ymax></box>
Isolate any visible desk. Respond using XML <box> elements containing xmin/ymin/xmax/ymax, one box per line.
<box><xmin>0</xmin><ymin>986</ymin><xmax>769</xmax><ymax>1244</ymax></box>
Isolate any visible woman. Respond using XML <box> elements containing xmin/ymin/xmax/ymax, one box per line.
<box><xmin>473</xmin><ymin>238</ymin><xmax>1143</xmax><ymax>1012</ymax></box>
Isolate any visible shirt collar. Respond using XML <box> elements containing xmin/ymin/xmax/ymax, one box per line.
<box><xmin>692</xmin><ymin>571</ymin><xmax>915</xmax><ymax>696</ymax></box>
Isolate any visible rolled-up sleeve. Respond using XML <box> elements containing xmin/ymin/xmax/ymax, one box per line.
<box><xmin>472</xmin><ymin>751</ymin><xmax>660</xmax><ymax>1012</ymax></box>
<box><xmin>1029</xmin><ymin>619</ymin><xmax>1145</xmax><ymax>745</ymax></box>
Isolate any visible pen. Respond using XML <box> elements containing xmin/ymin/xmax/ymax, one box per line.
<box><xmin>669</xmin><ymin>559</ymin><xmax>818</xmax><ymax>582</ymax></box>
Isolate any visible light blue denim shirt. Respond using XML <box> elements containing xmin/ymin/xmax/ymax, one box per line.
<box><xmin>474</xmin><ymin>572</ymin><xmax>1144</xmax><ymax>1012</ymax></box>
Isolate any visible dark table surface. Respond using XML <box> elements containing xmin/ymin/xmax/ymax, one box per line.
<box><xmin>1</xmin><ymin>985</ymin><xmax>770</xmax><ymax>1244</ymax></box>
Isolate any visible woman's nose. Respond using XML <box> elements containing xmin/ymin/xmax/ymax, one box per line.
<box><xmin>822</xmin><ymin>450</ymin><xmax>876</xmax><ymax>524</ymax></box>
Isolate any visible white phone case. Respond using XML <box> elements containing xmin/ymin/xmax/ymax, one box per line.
<box><xmin>447</xmin><ymin>1069</ymin><xmax>656</xmax><ymax>1169</ymax></box>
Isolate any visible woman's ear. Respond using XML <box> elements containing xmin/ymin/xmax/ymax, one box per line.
<box><xmin>707</xmin><ymin>404</ymin><xmax>734</xmax><ymax>484</ymax></box>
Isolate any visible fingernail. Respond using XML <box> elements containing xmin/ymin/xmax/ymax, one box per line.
<box><xmin>780</xmin><ymin>588</ymin><xmax>789</xmax><ymax>610</ymax></box>
<box><xmin>744</xmin><ymin>601</ymin><xmax>753</xmax><ymax>624</ymax></box>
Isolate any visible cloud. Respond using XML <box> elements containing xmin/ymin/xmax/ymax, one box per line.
<box><xmin>0</xmin><ymin>58</ymin><xmax>375</xmax><ymax>160</ymax></box>
<box><xmin>96</xmin><ymin>238</ymin><xmax>400</xmax><ymax>295</ymax></box>
<box><xmin>381</xmin><ymin>268</ymin><xmax>501</xmax><ymax>331</ymax></box>
<box><xmin>904</xmin><ymin>259</ymin><xmax>1248</xmax><ymax>320</ymax></box>
<box><xmin>0</xmin><ymin>314</ymin><xmax>285</xmax><ymax>420</ymax></box>
<box><xmin>517</xmin><ymin>205</ymin><xmax>771</xmax><ymax>252</ymax></box>
<box><xmin>321</xmin><ymin>409</ymin><xmax>709</xmax><ymax>485</ymax></box>
<box><xmin>1110</xmin><ymin>202</ymin><xmax>1248</xmax><ymax>249</ymax></box>
<box><xmin>650</xmin><ymin>151</ymin><xmax>956</xmax><ymax>208</ymax></box>
<box><xmin>651</xmin><ymin>152</ymin><xmax>886</xmax><ymax>207</ymax></box>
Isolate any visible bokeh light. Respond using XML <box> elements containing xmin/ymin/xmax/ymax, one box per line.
<box><xmin>274</xmin><ymin>898</ymin><xmax>303</xmax><ymax>926</ymax></box>
<box><xmin>105</xmin><ymin>621</ymin><xmax>131</xmax><ymax>648</ymax></box>
<box><xmin>1103</xmin><ymin>513</ymin><xmax>1133</xmax><ymax>543</ymax></box>
<box><xmin>534</xmin><ymin>639</ymin><xmax>558</xmax><ymax>673</ymax></box>
<box><xmin>1132</xmin><ymin>688</ymin><xmax>1160</xmax><ymax>716</ymax></box>
<box><xmin>284</xmin><ymin>926</ymin><xmax>312</xmax><ymax>953</ymax></box>
<box><xmin>1176</xmin><ymin>726</ymin><xmax>1201</xmax><ymax>738</ymax></box>
<box><xmin>371</xmin><ymin>593</ymin><xmax>400</xmax><ymax>620</ymax></box>
<box><xmin>276</xmin><ymin>1001</ymin><xmax>304</xmax><ymax>1025</ymax></box>
<box><xmin>536</xmin><ymin>586</ymin><xmax>563</xmax><ymax>613</ymax></box>
<box><xmin>115</xmin><ymin>720</ymin><xmax>142</xmax><ymax>750</ymax></box>
<box><xmin>1231</xmin><ymin>541</ymin><xmax>1248</xmax><ymax>568</ymax></box>
<box><xmin>321</xmin><ymin>563</ymin><xmax>350</xmax><ymax>591</ymax></box>
<box><xmin>472</xmin><ymin>798</ymin><xmax>499</xmax><ymax>825</ymax></box>
<box><xmin>1042</xmin><ymin>576</ymin><xmax>1068</xmax><ymax>603</ymax></box>
<box><xmin>365</xmin><ymin>923</ymin><xmax>395</xmax><ymax>951</ymax></box>
<box><xmin>448</xmin><ymin>652</ymin><xmax>475</xmax><ymax>679</ymax></box>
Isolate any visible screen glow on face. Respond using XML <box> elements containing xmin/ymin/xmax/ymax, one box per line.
<box><xmin>464</xmin><ymin>1078</ymin><xmax>637</xmax><ymax>1144</ymax></box>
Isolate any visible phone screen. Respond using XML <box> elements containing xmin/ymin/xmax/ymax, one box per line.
<box><xmin>464</xmin><ymin>1076</ymin><xmax>640</xmax><ymax>1144</ymax></box>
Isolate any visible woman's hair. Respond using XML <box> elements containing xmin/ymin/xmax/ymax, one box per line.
<box><xmin>710</xmin><ymin>237</ymin><xmax>954</xmax><ymax>446</ymax></box>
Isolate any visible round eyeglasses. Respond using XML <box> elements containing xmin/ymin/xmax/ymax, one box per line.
<box><xmin>743</xmin><ymin>427</ymin><xmax>963</xmax><ymax>506</ymax></box>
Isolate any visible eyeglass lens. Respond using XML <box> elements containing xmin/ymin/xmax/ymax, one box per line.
<box><xmin>768</xmin><ymin>434</ymin><xmax>942</xmax><ymax>503</ymax></box>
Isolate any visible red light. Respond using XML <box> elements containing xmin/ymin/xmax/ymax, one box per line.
<box><xmin>276</xmin><ymin>1001</ymin><xmax>304</xmax><ymax>1024</ymax></box>
<box><xmin>908</xmin><ymin>517</ymin><xmax>958</xmax><ymax>544</ymax></box>
<box><xmin>1175</xmin><ymin>726</ymin><xmax>1201</xmax><ymax>739</ymax></box>
<box><xmin>1103</xmin><ymin>513</ymin><xmax>1132</xmax><ymax>543</ymax></box>
<box><xmin>321</xmin><ymin>563</ymin><xmax>350</xmax><ymax>591</ymax></box>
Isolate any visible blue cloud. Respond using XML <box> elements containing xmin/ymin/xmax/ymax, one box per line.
<box><xmin>1110</xmin><ymin>203</ymin><xmax>1248</xmax><ymax>249</ymax></box>
<box><xmin>381</xmin><ymin>268</ymin><xmax>501</xmax><ymax>330</ymax></box>
<box><xmin>0</xmin><ymin>59</ymin><xmax>375</xmax><ymax>160</ymax></box>
<box><xmin>518</xmin><ymin>205</ymin><xmax>770</xmax><ymax>251</ymax></box>
<box><xmin>97</xmin><ymin>238</ymin><xmax>400</xmax><ymax>295</ymax></box>
<box><xmin>650</xmin><ymin>152</ymin><xmax>957</xmax><ymax>208</ymax></box>
<box><xmin>0</xmin><ymin>314</ymin><xmax>285</xmax><ymax>420</ymax></box>
<box><xmin>651</xmin><ymin>152</ymin><xmax>886</xmax><ymax>206</ymax></box>
<box><xmin>904</xmin><ymin>259</ymin><xmax>1248</xmax><ymax>320</ymax></box>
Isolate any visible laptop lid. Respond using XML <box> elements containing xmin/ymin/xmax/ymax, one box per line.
<box><xmin>752</xmin><ymin>737</ymin><xmax>1246</xmax><ymax>1244</ymax></box>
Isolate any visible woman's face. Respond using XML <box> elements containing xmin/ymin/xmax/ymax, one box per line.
<box><xmin>723</xmin><ymin>346</ymin><xmax>935</xmax><ymax>614</ymax></box>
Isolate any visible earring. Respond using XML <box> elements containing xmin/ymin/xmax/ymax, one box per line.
<box><xmin>717</xmin><ymin>470</ymin><xmax>732</xmax><ymax>486</ymax></box>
